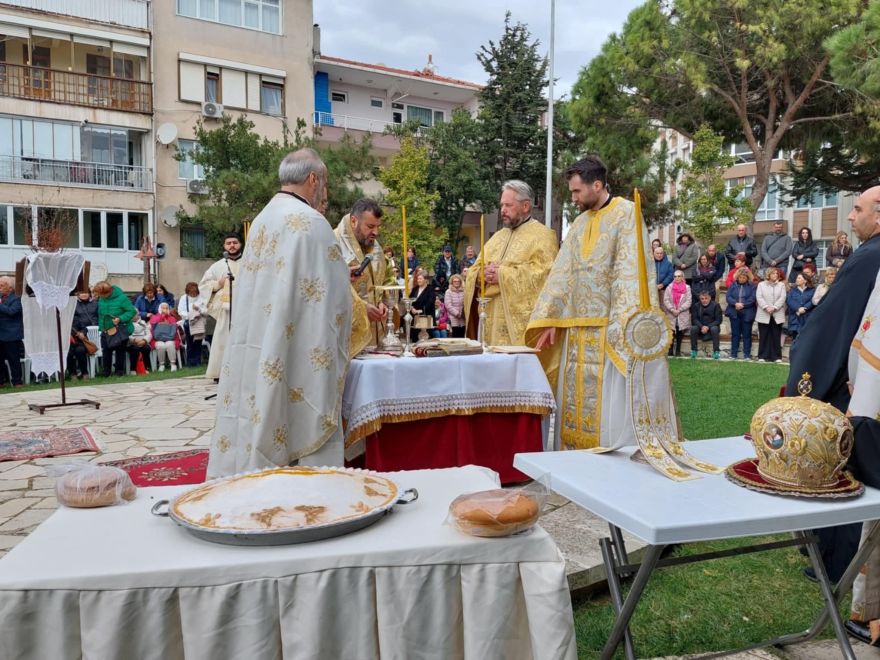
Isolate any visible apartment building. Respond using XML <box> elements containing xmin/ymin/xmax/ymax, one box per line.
<box><xmin>312</xmin><ymin>53</ymin><xmax>487</xmax><ymax>242</ymax></box>
<box><xmin>0</xmin><ymin>0</ymin><xmax>153</xmax><ymax>290</ymax></box>
<box><xmin>654</xmin><ymin>128</ymin><xmax>855</xmax><ymax>267</ymax></box>
<box><xmin>153</xmin><ymin>0</ymin><xmax>314</xmax><ymax>290</ymax></box>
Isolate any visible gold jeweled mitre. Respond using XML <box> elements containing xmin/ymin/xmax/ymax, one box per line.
<box><xmin>749</xmin><ymin>373</ymin><xmax>854</xmax><ymax>489</ymax></box>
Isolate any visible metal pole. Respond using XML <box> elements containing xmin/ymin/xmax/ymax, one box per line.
<box><xmin>544</xmin><ymin>0</ymin><xmax>555</xmax><ymax>228</ymax></box>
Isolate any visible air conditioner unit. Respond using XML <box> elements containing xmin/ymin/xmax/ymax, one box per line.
<box><xmin>201</xmin><ymin>102</ymin><xmax>223</xmax><ymax>119</ymax></box>
<box><xmin>186</xmin><ymin>179</ymin><xmax>208</xmax><ymax>195</ymax></box>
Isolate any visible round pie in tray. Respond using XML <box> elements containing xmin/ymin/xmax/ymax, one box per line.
<box><xmin>162</xmin><ymin>467</ymin><xmax>402</xmax><ymax>544</ymax></box>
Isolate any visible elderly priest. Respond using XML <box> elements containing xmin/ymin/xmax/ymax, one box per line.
<box><xmin>464</xmin><ymin>180</ymin><xmax>558</xmax><ymax>346</ymax></box>
<box><xmin>207</xmin><ymin>149</ymin><xmax>369</xmax><ymax>478</ymax></box>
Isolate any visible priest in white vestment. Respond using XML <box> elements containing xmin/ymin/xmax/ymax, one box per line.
<box><xmin>207</xmin><ymin>149</ymin><xmax>369</xmax><ymax>478</ymax></box>
<box><xmin>199</xmin><ymin>233</ymin><xmax>242</xmax><ymax>380</ymax></box>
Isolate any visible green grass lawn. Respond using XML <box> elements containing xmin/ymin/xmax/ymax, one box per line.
<box><xmin>572</xmin><ymin>358</ymin><xmax>850</xmax><ymax>659</ymax></box>
<box><xmin>1</xmin><ymin>364</ymin><xmax>207</xmax><ymax>393</ymax></box>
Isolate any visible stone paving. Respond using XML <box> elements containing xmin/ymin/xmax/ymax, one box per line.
<box><xmin>0</xmin><ymin>376</ymin><xmax>214</xmax><ymax>559</ymax></box>
<box><xmin>0</xmin><ymin>376</ymin><xmax>873</xmax><ymax>657</ymax></box>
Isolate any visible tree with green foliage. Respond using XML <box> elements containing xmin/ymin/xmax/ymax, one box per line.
<box><xmin>675</xmin><ymin>126</ymin><xmax>753</xmax><ymax>246</ymax></box>
<box><xmin>569</xmin><ymin>0</ymin><xmax>864</xmax><ymax>218</ymax></box>
<box><xmin>427</xmin><ymin>109</ymin><xmax>498</xmax><ymax>246</ymax></box>
<box><xmin>178</xmin><ymin>115</ymin><xmax>376</xmax><ymax>258</ymax></box>
<box><xmin>786</xmin><ymin>0</ymin><xmax>880</xmax><ymax>196</ymax></box>
<box><xmin>477</xmin><ymin>12</ymin><xmax>548</xmax><ymax>193</ymax></box>
<box><xmin>378</xmin><ymin>136</ymin><xmax>442</xmax><ymax>270</ymax></box>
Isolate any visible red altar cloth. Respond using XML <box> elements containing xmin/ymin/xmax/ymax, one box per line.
<box><xmin>352</xmin><ymin>412</ymin><xmax>543</xmax><ymax>484</ymax></box>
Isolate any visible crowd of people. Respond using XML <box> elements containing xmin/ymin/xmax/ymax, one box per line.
<box><xmin>0</xmin><ymin>277</ymin><xmax>209</xmax><ymax>387</ymax></box>
<box><xmin>652</xmin><ymin>220</ymin><xmax>849</xmax><ymax>361</ymax></box>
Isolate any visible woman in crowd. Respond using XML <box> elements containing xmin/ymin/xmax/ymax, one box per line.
<box><xmin>786</xmin><ymin>272</ymin><xmax>816</xmax><ymax>342</ymax></box>
<box><xmin>812</xmin><ymin>267</ymin><xmax>837</xmax><ymax>306</ymax></box>
<box><xmin>156</xmin><ymin>284</ymin><xmax>176</xmax><ymax>310</ymax></box>
<box><xmin>663</xmin><ymin>271</ymin><xmax>692</xmax><ymax>357</ymax></box>
<box><xmin>177</xmin><ymin>281</ymin><xmax>207</xmax><ymax>367</ymax></box>
<box><xmin>410</xmin><ymin>272</ymin><xmax>435</xmax><ymax>342</ymax></box>
<box><xmin>407</xmin><ymin>247</ymin><xmax>419</xmax><ymax>272</ymax></box>
<box><xmin>789</xmin><ymin>227</ymin><xmax>819</xmax><ymax>283</ymax></box>
<box><xmin>674</xmin><ymin>233</ymin><xmax>699</xmax><ymax>286</ymax></box>
<box><xmin>444</xmin><ymin>273</ymin><xmax>466</xmax><ymax>338</ymax></box>
<box><xmin>691</xmin><ymin>254</ymin><xmax>717</xmax><ymax>303</ymax></box>
<box><xmin>651</xmin><ymin>238</ymin><xmax>662</xmax><ymax>250</ymax></box>
<box><xmin>134</xmin><ymin>282</ymin><xmax>159</xmax><ymax>321</ymax></box>
<box><xmin>94</xmin><ymin>281</ymin><xmax>137</xmax><ymax>377</ymax></box>
<box><xmin>726</xmin><ymin>267</ymin><xmax>758</xmax><ymax>359</ymax></box>
<box><xmin>755</xmin><ymin>267</ymin><xmax>786</xmax><ymax>362</ymax></box>
<box><xmin>67</xmin><ymin>290</ymin><xmax>98</xmax><ymax>379</ymax></box>
<box><xmin>150</xmin><ymin>302</ymin><xmax>181</xmax><ymax>372</ymax></box>
<box><xmin>128</xmin><ymin>317</ymin><xmax>152</xmax><ymax>374</ymax></box>
<box><xmin>383</xmin><ymin>247</ymin><xmax>396</xmax><ymax>271</ymax></box>
<box><xmin>725</xmin><ymin>255</ymin><xmax>750</xmax><ymax>288</ymax></box>
<box><xmin>826</xmin><ymin>231</ymin><xmax>852</xmax><ymax>269</ymax></box>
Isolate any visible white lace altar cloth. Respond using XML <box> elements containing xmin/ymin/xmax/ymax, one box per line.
<box><xmin>22</xmin><ymin>252</ymin><xmax>85</xmax><ymax>376</ymax></box>
<box><xmin>342</xmin><ymin>353</ymin><xmax>555</xmax><ymax>460</ymax></box>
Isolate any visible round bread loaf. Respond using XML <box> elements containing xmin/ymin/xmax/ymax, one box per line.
<box><xmin>449</xmin><ymin>488</ymin><xmax>540</xmax><ymax>537</ymax></box>
<box><xmin>56</xmin><ymin>466</ymin><xmax>137</xmax><ymax>508</ymax></box>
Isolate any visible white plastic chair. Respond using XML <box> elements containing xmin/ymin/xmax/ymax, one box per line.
<box><xmin>86</xmin><ymin>325</ymin><xmax>101</xmax><ymax>378</ymax></box>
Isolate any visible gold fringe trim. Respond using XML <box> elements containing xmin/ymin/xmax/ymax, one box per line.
<box><xmin>343</xmin><ymin>404</ymin><xmax>553</xmax><ymax>448</ymax></box>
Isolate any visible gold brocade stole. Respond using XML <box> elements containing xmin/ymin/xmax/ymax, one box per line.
<box><xmin>560</xmin><ymin>326</ymin><xmax>606</xmax><ymax>449</ymax></box>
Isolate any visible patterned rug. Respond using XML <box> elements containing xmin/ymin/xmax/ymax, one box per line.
<box><xmin>102</xmin><ymin>449</ymin><xmax>209</xmax><ymax>487</ymax></box>
<box><xmin>0</xmin><ymin>427</ymin><xmax>100</xmax><ymax>462</ymax></box>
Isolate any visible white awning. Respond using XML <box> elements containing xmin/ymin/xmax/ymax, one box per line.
<box><xmin>112</xmin><ymin>42</ymin><xmax>148</xmax><ymax>57</ymax></box>
<box><xmin>73</xmin><ymin>35</ymin><xmax>111</xmax><ymax>47</ymax></box>
<box><xmin>0</xmin><ymin>23</ymin><xmax>29</xmax><ymax>38</ymax></box>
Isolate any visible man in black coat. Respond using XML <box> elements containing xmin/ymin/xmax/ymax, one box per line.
<box><xmin>725</xmin><ymin>224</ymin><xmax>758</xmax><ymax>268</ymax></box>
<box><xmin>689</xmin><ymin>291</ymin><xmax>722</xmax><ymax>358</ymax></box>
<box><xmin>786</xmin><ymin>185</ymin><xmax>880</xmax><ymax>585</ymax></box>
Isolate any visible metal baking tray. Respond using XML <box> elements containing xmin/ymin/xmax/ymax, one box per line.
<box><xmin>150</xmin><ymin>468</ymin><xmax>418</xmax><ymax>546</ymax></box>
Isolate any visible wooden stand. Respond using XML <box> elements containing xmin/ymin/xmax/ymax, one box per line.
<box><xmin>16</xmin><ymin>258</ymin><xmax>101</xmax><ymax>415</ymax></box>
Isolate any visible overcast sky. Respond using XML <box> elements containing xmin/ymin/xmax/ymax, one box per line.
<box><xmin>314</xmin><ymin>1</ymin><xmax>644</xmax><ymax>99</ymax></box>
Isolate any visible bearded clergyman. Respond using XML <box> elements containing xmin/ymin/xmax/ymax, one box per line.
<box><xmin>334</xmin><ymin>198</ymin><xmax>396</xmax><ymax>346</ymax></box>
<box><xmin>199</xmin><ymin>232</ymin><xmax>242</xmax><ymax>380</ymax></box>
<box><xmin>207</xmin><ymin>148</ymin><xmax>369</xmax><ymax>478</ymax></box>
<box><xmin>463</xmin><ymin>180</ymin><xmax>558</xmax><ymax>346</ymax></box>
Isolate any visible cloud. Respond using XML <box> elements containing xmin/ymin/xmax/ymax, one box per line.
<box><xmin>314</xmin><ymin>1</ymin><xmax>643</xmax><ymax>96</ymax></box>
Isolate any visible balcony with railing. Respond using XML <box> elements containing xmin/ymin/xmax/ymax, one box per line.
<box><xmin>0</xmin><ymin>62</ymin><xmax>152</xmax><ymax>113</ymax></box>
<box><xmin>0</xmin><ymin>155</ymin><xmax>152</xmax><ymax>191</ymax></box>
<box><xmin>5</xmin><ymin>0</ymin><xmax>151</xmax><ymax>30</ymax></box>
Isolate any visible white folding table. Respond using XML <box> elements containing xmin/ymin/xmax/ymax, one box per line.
<box><xmin>514</xmin><ymin>436</ymin><xmax>880</xmax><ymax>659</ymax></box>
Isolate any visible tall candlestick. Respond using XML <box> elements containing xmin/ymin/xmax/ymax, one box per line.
<box><xmin>401</xmin><ymin>205</ymin><xmax>408</xmax><ymax>297</ymax></box>
<box><xmin>479</xmin><ymin>213</ymin><xmax>485</xmax><ymax>295</ymax></box>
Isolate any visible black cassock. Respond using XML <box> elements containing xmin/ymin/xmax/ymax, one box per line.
<box><xmin>784</xmin><ymin>233</ymin><xmax>880</xmax><ymax>582</ymax></box>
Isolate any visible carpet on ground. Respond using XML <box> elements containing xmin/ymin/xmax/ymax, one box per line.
<box><xmin>102</xmin><ymin>449</ymin><xmax>208</xmax><ymax>487</ymax></box>
<box><xmin>0</xmin><ymin>427</ymin><xmax>100</xmax><ymax>462</ymax></box>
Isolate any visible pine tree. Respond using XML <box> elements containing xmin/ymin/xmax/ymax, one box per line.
<box><xmin>477</xmin><ymin>13</ymin><xmax>548</xmax><ymax>194</ymax></box>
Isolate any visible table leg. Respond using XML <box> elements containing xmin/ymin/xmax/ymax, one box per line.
<box><xmin>600</xmin><ymin>536</ymin><xmax>637</xmax><ymax>660</ymax></box>
<box><xmin>770</xmin><ymin>522</ymin><xmax>880</xmax><ymax>656</ymax></box>
<box><xmin>601</xmin><ymin>543</ymin><xmax>664</xmax><ymax>660</ymax></box>
<box><xmin>610</xmin><ymin>524</ymin><xmax>629</xmax><ymax>565</ymax></box>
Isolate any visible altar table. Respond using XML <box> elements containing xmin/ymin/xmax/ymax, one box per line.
<box><xmin>514</xmin><ymin>437</ymin><xmax>880</xmax><ymax>660</ymax></box>
<box><xmin>343</xmin><ymin>353</ymin><xmax>554</xmax><ymax>483</ymax></box>
<box><xmin>0</xmin><ymin>465</ymin><xmax>576</xmax><ymax>660</ymax></box>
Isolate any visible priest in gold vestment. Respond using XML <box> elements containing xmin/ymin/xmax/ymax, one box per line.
<box><xmin>334</xmin><ymin>198</ymin><xmax>396</xmax><ymax>347</ymax></box>
<box><xmin>527</xmin><ymin>156</ymin><xmax>676</xmax><ymax>452</ymax></box>
<box><xmin>208</xmin><ymin>149</ymin><xmax>369</xmax><ymax>478</ymax></box>
<box><xmin>464</xmin><ymin>180</ymin><xmax>558</xmax><ymax>345</ymax></box>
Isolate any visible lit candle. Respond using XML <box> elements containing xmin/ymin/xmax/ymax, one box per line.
<box><xmin>401</xmin><ymin>205</ymin><xmax>408</xmax><ymax>297</ymax></box>
<box><xmin>479</xmin><ymin>213</ymin><xmax>485</xmax><ymax>295</ymax></box>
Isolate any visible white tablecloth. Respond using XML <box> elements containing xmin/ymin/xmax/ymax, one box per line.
<box><xmin>343</xmin><ymin>353</ymin><xmax>555</xmax><ymax>459</ymax></box>
<box><xmin>0</xmin><ymin>466</ymin><xmax>575</xmax><ymax>660</ymax></box>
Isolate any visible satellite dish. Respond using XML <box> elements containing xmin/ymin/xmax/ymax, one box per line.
<box><xmin>160</xmin><ymin>205</ymin><xmax>180</xmax><ymax>227</ymax></box>
<box><xmin>156</xmin><ymin>123</ymin><xmax>178</xmax><ymax>146</ymax></box>
<box><xmin>89</xmin><ymin>262</ymin><xmax>108</xmax><ymax>286</ymax></box>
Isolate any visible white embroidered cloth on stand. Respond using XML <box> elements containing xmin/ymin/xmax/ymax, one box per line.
<box><xmin>22</xmin><ymin>252</ymin><xmax>85</xmax><ymax>376</ymax></box>
<box><xmin>342</xmin><ymin>353</ymin><xmax>556</xmax><ymax>460</ymax></box>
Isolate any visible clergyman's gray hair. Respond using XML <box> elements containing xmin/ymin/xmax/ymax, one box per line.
<box><xmin>278</xmin><ymin>148</ymin><xmax>326</xmax><ymax>185</ymax></box>
<box><xmin>502</xmin><ymin>179</ymin><xmax>534</xmax><ymax>205</ymax></box>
